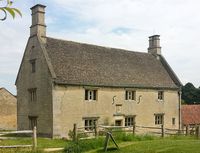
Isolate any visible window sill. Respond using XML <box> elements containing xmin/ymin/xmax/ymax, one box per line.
<box><xmin>125</xmin><ymin>100</ymin><xmax>136</xmax><ymax>102</ymax></box>
<box><xmin>85</xmin><ymin>100</ymin><xmax>97</xmax><ymax>102</ymax></box>
<box><xmin>157</xmin><ymin>100</ymin><xmax>164</xmax><ymax>102</ymax></box>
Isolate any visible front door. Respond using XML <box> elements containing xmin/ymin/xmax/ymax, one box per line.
<box><xmin>115</xmin><ymin>120</ymin><xmax>122</xmax><ymax>126</ymax></box>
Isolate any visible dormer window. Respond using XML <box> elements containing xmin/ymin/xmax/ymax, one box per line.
<box><xmin>125</xmin><ymin>90</ymin><xmax>136</xmax><ymax>100</ymax></box>
<box><xmin>85</xmin><ymin>89</ymin><xmax>97</xmax><ymax>101</ymax></box>
<box><xmin>30</xmin><ymin>59</ymin><xmax>36</xmax><ymax>73</ymax></box>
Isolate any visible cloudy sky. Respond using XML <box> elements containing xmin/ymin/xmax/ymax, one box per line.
<box><xmin>0</xmin><ymin>0</ymin><xmax>200</xmax><ymax>94</ymax></box>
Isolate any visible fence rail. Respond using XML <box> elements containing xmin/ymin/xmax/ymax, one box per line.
<box><xmin>0</xmin><ymin>126</ymin><xmax>37</xmax><ymax>150</ymax></box>
<box><xmin>72</xmin><ymin>122</ymin><xmax>200</xmax><ymax>141</ymax></box>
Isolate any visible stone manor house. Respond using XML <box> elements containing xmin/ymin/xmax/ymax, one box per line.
<box><xmin>16</xmin><ymin>4</ymin><xmax>182</xmax><ymax>138</ymax></box>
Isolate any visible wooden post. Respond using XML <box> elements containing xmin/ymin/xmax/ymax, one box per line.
<box><xmin>104</xmin><ymin>132</ymin><xmax>110</xmax><ymax>152</ymax></box>
<box><xmin>33</xmin><ymin>126</ymin><xmax>37</xmax><ymax>150</ymax></box>
<box><xmin>186</xmin><ymin>125</ymin><xmax>189</xmax><ymax>136</ymax></box>
<box><xmin>196</xmin><ymin>125</ymin><xmax>200</xmax><ymax>139</ymax></box>
<box><xmin>132</xmin><ymin>121</ymin><xmax>136</xmax><ymax>135</ymax></box>
<box><xmin>161</xmin><ymin>124</ymin><xmax>165</xmax><ymax>138</ymax></box>
<box><xmin>94</xmin><ymin>121</ymin><xmax>99</xmax><ymax>138</ymax></box>
<box><xmin>73</xmin><ymin>124</ymin><xmax>77</xmax><ymax>142</ymax></box>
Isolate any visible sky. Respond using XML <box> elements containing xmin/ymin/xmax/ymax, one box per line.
<box><xmin>0</xmin><ymin>0</ymin><xmax>200</xmax><ymax>94</ymax></box>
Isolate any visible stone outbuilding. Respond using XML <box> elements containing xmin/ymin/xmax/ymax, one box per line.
<box><xmin>0</xmin><ymin>88</ymin><xmax>17</xmax><ymax>130</ymax></box>
<box><xmin>16</xmin><ymin>4</ymin><xmax>182</xmax><ymax>138</ymax></box>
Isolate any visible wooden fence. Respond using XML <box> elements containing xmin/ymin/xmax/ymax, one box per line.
<box><xmin>0</xmin><ymin>126</ymin><xmax>37</xmax><ymax>150</ymax></box>
<box><xmin>72</xmin><ymin>122</ymin><xmax>200</xmax><ymax>141</ymax></box>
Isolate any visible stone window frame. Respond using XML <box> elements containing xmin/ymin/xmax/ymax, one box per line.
<box><xmin>28</xmin><ymin>116</ymin><xmax>38</xmax><ymax>130</ymax></box>
<box><xmin>30</xmin><ymin>59</ymin><xmax>36</xmax><ymax>73</ymax></box>
<box><xmin>125</xmin><ymin>90</ymin><xmax>136</xmax><ymax>101</ymax></box>
<box><xmin>28</xmin><ymin>88</ymin><xmax>37</xmax><ymax>102</ymax></box>
<box><xmin>85</xmin><ymin>89</ymin><xmax>97</xmax><ymax>101</ymax></box>
<box><xmin>83</xmin><ymin>117</ymin><xmax>99</xmax><ymax>131</ymax></box>
<box><xmin>158</xmin><ymin>91</ymin><xmax>164</xmax><ymax>101</ymax></box>
<box><xmin>172</xmin><ymin>117</ymin><xmax>176</xmax><ymax>125</ymax></box>
<box><xmin>125</xmin><ymin>115</ymin><xmax>135</xmax><ymax>127</ymax></box>
<box><xmin>154</xmin><ymin>113</ymin><xmax>164</xmax><ymax>125</ymax></box>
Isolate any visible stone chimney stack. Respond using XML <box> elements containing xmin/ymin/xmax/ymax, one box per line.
<box><xmin>30</xmin><ymin>4</ymin><xmax>46</xmax><ymax>43</ymax></box>
<box><xmin>148</xmin><ymin>35</ymin><xmax>161</xmax><ymax>55</ymax></box>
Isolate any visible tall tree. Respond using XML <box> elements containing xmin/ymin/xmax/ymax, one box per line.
<box><xmin>0</xmin><ymin>0</ymin><xmax>21</xmax><ymax>21</ymax></box>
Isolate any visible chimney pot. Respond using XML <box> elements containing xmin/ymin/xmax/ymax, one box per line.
<box><xmin>148</xmin><ymin>35</ymin><xmax>161</xmax><ymax>55</ymax></box>
<box><xmin>30</xmin><ymin>4</ymin><xmax>46</xmax><ymax>43</ymax></box>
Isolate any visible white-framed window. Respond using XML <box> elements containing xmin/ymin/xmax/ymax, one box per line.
<box><xmin>85</xmin><ymin>90</ymin><xmax>97</xmax><ymax>101</ymax></box>
<box><xmin>84</xmin><ymin>118</ymin><xmax>98</xmax><ymax>131</ymax></box>
<box><xmin>28</xmin><ymin>88</ymin><xmax>37</xmax><ymax>102</ymax></box>
<box><xmin>30</xmin><ymin>59</ymin><xmax>36</xmax><ymax>73</ymax></box>
<box><xmin>158</xmin><ymin>91</ymin><xmax>164</xmax><ymax>100</ymax></box>
<box><xmin>155</xmin><ymin>114</ymin><xmax>164</xmax><ymax>125</ymax></box>
<box><xmin>125</xmin><ymin>117</ymin><xmax>134</xmax><ymax>127</ymax></box>
<box><xmin>125</xmin><ymin>90</ymin><xmax>136</xmax><ymax>100</ymax></box>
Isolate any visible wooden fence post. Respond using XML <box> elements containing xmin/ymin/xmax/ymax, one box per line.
<box><xmin>196</xmin><ymin>125</ymin><xmax>200</xmax><ymax>139</ymax></box>
<box><xmin>73</xmin><ymin>124</ymin><xmax>77</xmax><ymax>142</ymax></box>
<box><xmin>33</xmin><ymin>126</ymin><xmax>37</xmax><ymax>150</ymax></box>
<box><xmin>94</xmin><ymin>121</ymin><xmax>99</xmax><ymax>138</ymax></box>
<box><xmin>186</xmin><ymin>125</ymin><xmax>189</xmax><ymax>136</ymax></box>
<box><xmin>132</xmin><ymin>121</ymin><xmax>136</xmax><ymax>135</ymax></box>
<box><xmin>161</xmin><ymin>124</ymin><xmax>165</xmax><ymax>138</ymax></box>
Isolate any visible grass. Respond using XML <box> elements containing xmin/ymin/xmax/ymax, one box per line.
<box><xmin>86</xmin><ymin>134</ymin><xmax>200</xmax><ymax>153</ymax></box>
<box><xmin>0</xmin><ymin>132</ymin><xmax>200</xmax><ymax>153</ymax></box>
<box><xmin>0</xmin><ymin>137</ymin><xmax>68</xmax><ymax>153</ymax></box>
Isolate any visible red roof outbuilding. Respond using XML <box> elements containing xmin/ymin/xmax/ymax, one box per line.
<box><xmin>182</xmin><ymin>105</ymin><xmax>200</xmax><ymax>125</ymax></box>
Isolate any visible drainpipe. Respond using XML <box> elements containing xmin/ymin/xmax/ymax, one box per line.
<box><xmin>178</xmin><ymin>89</ymin><xmax>182</xmax><ymax>130</ymax></box>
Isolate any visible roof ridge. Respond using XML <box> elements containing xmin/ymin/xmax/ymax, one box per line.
<box><xmin>46</xmin><ymin>36</ymin><xmax>148</xmax><ymax>55</ymax></box>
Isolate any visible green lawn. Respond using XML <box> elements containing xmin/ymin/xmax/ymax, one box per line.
<box><xmin>0</xmin><ymin>134</ymin><xmax>200</xmax><ymax>153</ymax></box>
<box><xmin>88</xmin><ymin>138</ymin><xmax>200</xmax><ymax>153</ymax></box>
<box><xmin>0</xmin><ymin>138</ymin><xmax>68</xmax><ymax>153</ymax></box>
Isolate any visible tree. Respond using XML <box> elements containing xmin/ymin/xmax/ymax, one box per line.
<box><xmin>0</xmin><ymin>0</ymin><xmax>21</xmax><ymax>21</ymax></box>
<box><xmin>182</xmin><ymin>82</ymin><xmax>200</xmax><ymax>104</ymax></box>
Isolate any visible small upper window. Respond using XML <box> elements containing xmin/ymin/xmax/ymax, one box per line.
<box><xmin>30</xmin><ymin>59</ymin><xmax>36</xmax><ymax>73</ymax></box>
<box><xmin>125</xmin><ymin>90</ymin><xmax>136</xmax><ymax>100</ymax></box>
<box><xmin>28</xmin><ymin>88</ymin><xmax>37</xmax><ymax>102</ymax></box>
<box><xmin>85</xmin><ymin>90</ymin><xmax>97</xmax><ymax>101</ymax></box>
<box><xmin>158</xmin><ymin>91</ymin><xmax>164</xmax><ymax>101</ymax></box>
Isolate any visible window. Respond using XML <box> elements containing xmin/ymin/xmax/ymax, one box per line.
<box><xmin>125</xmin><ymin>90</ymin><xmax>136</xmax><ymax>100</ymax></box>
<box><xmin>30</xmin><ymin>59</ymin><xmax>36</xmax><ymax>73</ymax></box>
<box><xmin>28</xmin><ymin>88</ymin><xmax>37</xmax><ymax>102</ymax></box>
<box><xmin>172</xmin><ymin>118</ymin><xmax>176</xmax><ymax>125</ymax></box>
<box><xmin>84</xmin><ymin>118</ymin><xmax>97</xmax><ymax>131</ymax></box>
<box><xmin>85</xmin><ymin>90</ymin><xmax>97</xmax><ymax>101</ymax></box>
<box><xmin>125</xmin><ymin>117</ymin><xmax>134</xmax><ymax>127</ymax></box>
<box><xmin>155</xmin><ymin>114</ymin><xmax>164</xmax><ymax>125</ymax></box>
<box><xmin>158</xmin><ymin>91</ymin><xmax>164</xmax><ymax>100</ymax></box>
<box><xmin>116</xmin><ymin>104</ymin><xmax>122</xmax><ymax>114</ymax></box>
<box><xmin>29</xmin><ymin>116</ymin><xmax>37</xmax><ymax>130</ymax></box>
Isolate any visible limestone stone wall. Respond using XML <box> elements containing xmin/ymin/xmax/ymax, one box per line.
<box><xmin>16</xmin><ymin>37</ymin><xmax>53</xmax><ymax>137</ymax></box>
<box><xmin>52</xmin><ymin>85</ymin><xmax>179</xmax><ymax>138</ymax></box>
<box><xmin>0</xmin><ymin>88</ymin><xmax>17</xmax><ymax>130</ymax></box>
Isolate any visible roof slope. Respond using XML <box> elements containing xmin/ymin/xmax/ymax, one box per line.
<box><xmin>182</xmin><ymin>105</ymin><xmax>200</xmax><ymax>125</ymax></box>
<box><xmin>46</xmin><ymin>37</ymin><xmax>180</xmax><ymax>89</ymax></box>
